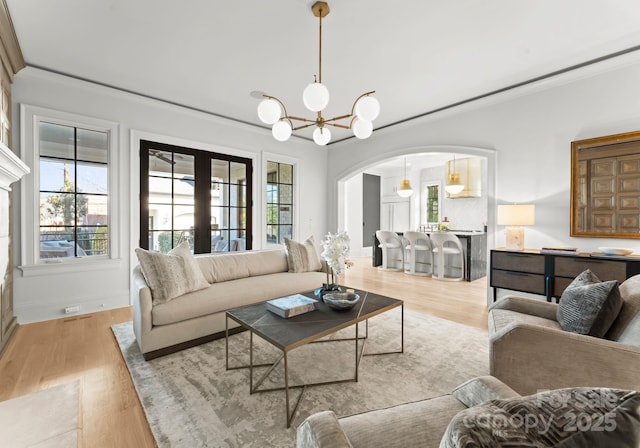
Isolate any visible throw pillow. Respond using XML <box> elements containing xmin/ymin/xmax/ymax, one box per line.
<box><xmin>557</xmin><ymin>269</ymin><xmax>623</xmax><ymax>337</ymax></box>
<box><xmin>135</xmin><ymin>242</ymin><xmax>209</xmax><ymax>305</ymax></box>
<box><xmin>169</xmin><ymin>241</ymin><xmax>210</xmax><ymax>291</ymax></box>
<box><xmin>440</xmin><ymin>387</ymin><xmax>640</xmax><ymax>448</ymax></box>
<box><xmin>284</xmin><ymin>236</ymin><xmax>322</xmax><ymax>273</ymax></box>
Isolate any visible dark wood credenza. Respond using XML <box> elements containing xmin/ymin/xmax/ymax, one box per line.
<box><xmin>490</xmin><ymin>248</ymin><xmax>640</xmax><ymax>302</ymax></box>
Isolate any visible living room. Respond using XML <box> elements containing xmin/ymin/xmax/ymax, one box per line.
<box><xmin>2</xmin><ymin>1</ymin><xmax>640</xmax><ymax>447</ymax></box>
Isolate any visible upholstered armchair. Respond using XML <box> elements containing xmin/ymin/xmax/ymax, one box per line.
<box><xmin>488</xmin><ymin>274</ymin><xmax>640</xmax><ymax>395</ymax></box>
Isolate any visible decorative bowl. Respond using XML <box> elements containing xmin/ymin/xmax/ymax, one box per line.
<box><xmin>598</xmin><ymin>247</ymin><xmax>634</xmax><ymax>256</ymax></box>
<box><xmin>322</xmin><ymin>292</ymin><xmax>360</xmax><ymax>310</ymax></box>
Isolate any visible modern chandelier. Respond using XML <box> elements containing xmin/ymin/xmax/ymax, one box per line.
<box><xmin>256</xmin><ymin>1</ymin><xmax>380</xmax><ymax>146</ymax></box>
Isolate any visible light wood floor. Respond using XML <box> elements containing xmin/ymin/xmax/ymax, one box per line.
<box><xmin>0</xmin><ymin>256</ymin><xmax>489</xmax><ymax>447</ymax></box>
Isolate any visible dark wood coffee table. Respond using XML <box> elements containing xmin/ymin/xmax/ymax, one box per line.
<box><xmin>225</xmin><ymin>288</ymin><xmax>403</xmax><ymax>427</ymax></box>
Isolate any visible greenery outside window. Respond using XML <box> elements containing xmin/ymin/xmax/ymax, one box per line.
<box><xmin>266</xmin><ymin>161</ymin><xmax>293</xmax><ymax>244</ymax></box>
<box><xmin>425</xmin><ymin>184</ymin><xmax>439</xmax><ymax>224</ymax></box>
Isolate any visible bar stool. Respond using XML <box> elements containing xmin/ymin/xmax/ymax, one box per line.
<box><xmin>376</xmin><ymin>230</ymin><xmax>404</xmax><ymax>271</ymax></box>
<box><xmin>403</xmin><ymin>231</ymin><xmax>432</xmax><ymax>276</ymax></box>
<box><xmin>430</xmin><ymin>232</ymin><xmax>465</xmax><ymax>281</ymax></box>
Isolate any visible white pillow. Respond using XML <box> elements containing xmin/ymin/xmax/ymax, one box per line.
<box><xmin>284</xmin><ymin>236</ymin><xmax>322</xmax><ymax>273</ymax></box>
<box><xmin>135</xmin><ymin>241</ymin><xmax>209</xmax><ymax>305</ymax></box>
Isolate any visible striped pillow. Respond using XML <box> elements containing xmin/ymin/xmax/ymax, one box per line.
<box><xmin>557</xmin><ymin>269</ymin><xmax>623</xmax><ymax>337</ymax></box>
<box><xmin>285</xmin><ymin>236</ymin><xmax>322</xmax><ymax>273</ymax></box>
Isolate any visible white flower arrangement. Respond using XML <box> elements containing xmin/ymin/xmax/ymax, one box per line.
<box><xmin>321</xmin><ymin>231</ymin><xmax>352</xmax><ymax>282</ymax></box>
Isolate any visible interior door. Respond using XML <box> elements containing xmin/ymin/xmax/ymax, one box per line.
<box><xmin>362</xmin><ymin>173</ymin><xmax>381</xmax><ymax>247</ymax></box>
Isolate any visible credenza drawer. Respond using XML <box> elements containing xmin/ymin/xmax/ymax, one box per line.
<box><xmin>491</xmin><ymin>270</ymin><xmax>546</xmax><ymax>295</ymax></box>
<box><xmin>491</xmin><ymin>252</ymin><xmax>545</xmax><ymax>274</ymax></box>
<box><xmin>554</xmin><ymin>257</ymin><xmax>626</xmax><ymax>282</ymax></box>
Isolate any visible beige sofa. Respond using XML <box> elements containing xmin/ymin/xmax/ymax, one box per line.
<box><xmin>488</xmin><ymin>274</ymin><xmax>640</xmax><ymax>394</ymax></box>
<box><xmin>132</xmin><ymin>248</ymin><xmax>326</xmax><ymax>360</ymax></box>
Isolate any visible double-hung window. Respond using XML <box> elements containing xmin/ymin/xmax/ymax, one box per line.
<box><xmin>20</xmin><ymin>105</ymin><xmax>119</xmax><ymax>270</ymax></box>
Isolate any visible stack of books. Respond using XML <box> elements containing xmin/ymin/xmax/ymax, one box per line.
<box><xmin>540</xmin><ymin>246</ymin><xmax>579</xmax><ymax>255</ymax></box>
<box><xmin>266</xmin><ymin>294</ymin><xmax>318</xmax><ymax>318</ymax></box>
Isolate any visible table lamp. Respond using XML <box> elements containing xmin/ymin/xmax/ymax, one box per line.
<box><xmin>497</xmin><ymin>204</ymin><xmax>535</xmax><ymax>251</ymax></box>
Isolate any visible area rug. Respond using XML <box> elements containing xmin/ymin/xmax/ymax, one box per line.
<box><xmin>112</xmin><ymin>309</ymin><xmax>489</xmax><ymax>447</ymax></box>
<box><xmin>0</xmin><ymin>380</ymin><xmax>80</xmax><ymax>448</ymax></box>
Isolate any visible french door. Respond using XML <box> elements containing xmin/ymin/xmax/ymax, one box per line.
<box><xmin>139</xmin><ymin>140</ymin><xmax>252</xmax><ymax>253</ymax></box>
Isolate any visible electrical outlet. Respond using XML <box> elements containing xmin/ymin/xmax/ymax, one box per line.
<box><xmin>64</xmin><ymin>306</ymin><xmax>80</xmax><ymax>314</ymax></box>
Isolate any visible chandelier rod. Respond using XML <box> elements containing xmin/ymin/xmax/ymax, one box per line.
<box><xmin>318</xmin><ymin>5</ymin><xmax>323</xmax><ymax>84</ymax></box>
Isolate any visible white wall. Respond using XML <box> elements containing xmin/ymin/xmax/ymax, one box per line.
<box><xmin>11</xmin><ymin>67</ymin><xmax>328</xmax><ymax>323</ymax></box>
<box><xmin>328</xmin><ymin>53</ymin><xmax>640</xmax><ymax>258</ymax></box>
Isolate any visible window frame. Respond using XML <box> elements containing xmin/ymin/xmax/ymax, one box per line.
<box><xmin>19</xmin><ymin>105</ymin><xmax>120</xmax><ymax>275</ymax></box>
<box><xmin>421</xmin><ymin>179</ymin><xmax>441</xmax><ymax>225</ymax></box>
<box><xmin>263</xmin><ymin>153</ymin><xmax>299</xmax><ymax>246</ymax></box>
<box><xmin>139</xmin><ymin>139</ymin><xmax>253</xmax><ymax>253</ymax></box>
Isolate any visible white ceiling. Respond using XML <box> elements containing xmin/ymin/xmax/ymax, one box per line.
<box><xmin>7</xmin><ymin>0</ymin><xmax>640</xmax><ymax>144</ymax></box>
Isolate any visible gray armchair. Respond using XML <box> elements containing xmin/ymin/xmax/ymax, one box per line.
<box><xmin>297</xmin><ymin>376</ymin><xmax>519</xmax><ymax>448</ymax></box>
<box><xmin>488</xmin><ymin>274</ymin><xmax>640</xmax><ymax>394</ymax></box>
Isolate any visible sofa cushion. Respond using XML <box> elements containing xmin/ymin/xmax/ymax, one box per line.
<box><xmin>196</xmin><ymin>252</ymin><xmax>251</xmax><ymax>283</ymax></box>
<box><xmin>135</xmin><ymin>245</ymin><xmax>209</xmax><ymax>305</ymax></box>
<box><xmin>557</xmin><ymin>269</ymin><xmax>623</xmax><ymax>337</ymax></box>
<box><xmin>606</xmin><ymin>274</ymin><xmax>640</xmax><ymax>347</ymax></box>
<box><xmin>195</xmin><ymin>249</ymin><xmax>289</xmax><ymax>284</ymax></box>
<box><xmin>440</xmin><ymin>387</ymin><xmax>640</xmax><ymax>448</ymax></box>
<box><xmin>339</xmin><ymin>395</ymin><xmax>466</xmax><ymax>448</ymax></box>
<box><xmin>285</xmin><ymin>236</ymin><xmax>322</xmax><ymax>273</ymax></box>
<box><xmin>152</xmin><ymin>271</ymin><xmax>325</xmax><ymax>326</ymax></box>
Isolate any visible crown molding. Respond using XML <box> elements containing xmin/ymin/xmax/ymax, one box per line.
<box><xmin>0</xmin><ymin>0</ymin><xmax>25</xmax><ymax>80</ymax></box>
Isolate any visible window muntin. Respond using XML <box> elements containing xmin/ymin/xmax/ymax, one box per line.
<box><xmin>266</xmin><ymin>161</ymin><xmax>293</xmax><ymax>244</ymax></box>
<box><xmin>38</xmin><ymin>122</ymin><xmax>109</xmax><ymax>259</ymax></box>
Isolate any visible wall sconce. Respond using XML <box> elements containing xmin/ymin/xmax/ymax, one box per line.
<box><xmin>497</xmin><ymin>204</ymin><xmax>535</xmax><ymax>251</ymax></box>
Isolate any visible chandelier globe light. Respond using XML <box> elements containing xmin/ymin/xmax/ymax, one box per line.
<box><xmin>272</xmin><ymin>121</ymin><xmax>292</xmax><ymax>142</ymax></box>
<box><xmin>313</xmin><ymin>127</ymin><xmax>331</xmax><ymax>145</ymax></box>
<box><xmin>352</xmin><ymin>118</ymin><xmax>373</xmax><ymax>139</ymax></box>
<box><xmin>255</xmin><ymin>2</ymin><xmax>380</xmax><ymax>146</ymax></box>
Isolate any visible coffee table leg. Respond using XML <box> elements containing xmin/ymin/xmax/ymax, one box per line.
<box><xmin>249</xmin><ymin>331</ymin><xmax>254</xmax><ymax>394</ymax></box>
<box><xmin>355</xmin><ymin>322</ymin><xmax>359</xmax><ymax>382</ymax></box>
<box><xmin>225</xmin><ymin>314</ymin><xmax>229</xmax><ymax>370</ymax></box>
<box><xmin>401</xmin><ymin>303</ymin><xmax>404</xmax><ymax>353</ymax></box>
<box><xmin>284</xmin><ymin>351</ymin><xmax>290</xmax><ymax>427</ymax></box>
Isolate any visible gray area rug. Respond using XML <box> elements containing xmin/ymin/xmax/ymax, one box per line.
<box><xmin>0</xmin><ymin>380</ymin><xmax>80</xmax><ymax>448</ymax></box>
<box><xmin>112</xmin><ymin>309</ymin><xmax>489</xmax><ymax>447</ymax></box>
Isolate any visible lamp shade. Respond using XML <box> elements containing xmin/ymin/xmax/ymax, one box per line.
<box><xmin>497</xmin><ymin>204</ymin><xmax>535</xmax><ymax>226</ymax></box>
<box><xmin>397</xmin><ymin>179</ymin><xmax>413</xmax><ymax>197</ymax></box>
<box><xmin>445</xmin><ymin>173</ymin><xmax>464</xmax><ymax>194</ymax></box>
<box><xmin>303</xmin><ymin>82</ymin><xmax>330</xmax><ymax>112</ymax></box>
